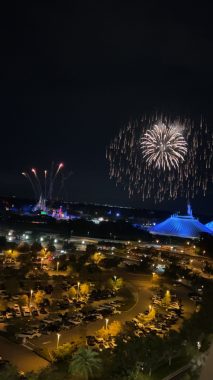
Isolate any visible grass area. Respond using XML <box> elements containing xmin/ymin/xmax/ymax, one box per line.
<box><xmin>33</xmin><ymin>345</ymin><xmax>53</xmax><ymax>362</ymax></box>
<box><xmin>151</xmin><ymin>355</ymin><xmax>189</xmax><ymax>380</ymax></box>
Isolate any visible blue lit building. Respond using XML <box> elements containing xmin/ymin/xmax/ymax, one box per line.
<box><xmin>149</xmin><ymin>204</ymin><xmax>213</xmax><ymax>239</ymax></box>
<box><xmin>205</xmin><ymin>221</ymin><xmax>213</xmax><ymax>232</ymax></box>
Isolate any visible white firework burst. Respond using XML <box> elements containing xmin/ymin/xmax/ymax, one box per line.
<box><xmin>141</xmin><ymin>122</ymin><xmax>187</xmax><ymax>170</ymax></box>
<box><xmin>106</xmin><ymin>114</ymin><xmax>213</xmax><ymax>202</ymax></box>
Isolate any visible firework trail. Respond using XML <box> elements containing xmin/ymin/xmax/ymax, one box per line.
<box><xmin>22</xmin><ymin>162</ymin><xmax>68</xmax><ymax>202</ymax></box>
<box><xmin>106</xmin><ymin>114</ymin><xmax>213</xmax><ymax>202</ymax></box>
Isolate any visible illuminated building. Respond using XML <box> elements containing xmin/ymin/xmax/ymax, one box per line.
<box><xmin>149</xmin><ymin>204</ymin><xmax>212</xmax><ymax>239</ymax></box>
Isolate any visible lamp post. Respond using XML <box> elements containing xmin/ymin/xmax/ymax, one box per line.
<box><xmin>30</xmin><ymin>289</ymin><xmax>33</xmax><ymax>307</ymax></box>
<box><xmin>57</xmin><ymin>261</ymin><xmax>59</xmax><ymax>272</ymax></box>
<box><xmin>77</xmin><ymin>281</ymin><xmax>80</xmax><ymax>301</ymax></box>
<box><xmin>56</xmin><ymin>333</ymin><xmax>61</xmax><ymax>349</ymax></box>
<box><xmin>105</xmin><ymin>318</ymin><xmax>109</xmax><ymax>330</ymax></box>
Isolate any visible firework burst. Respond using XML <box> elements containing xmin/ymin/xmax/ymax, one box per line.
<box><xmin>141</xmin><ymin>122</ymin><xmax>187</xmax><ymax>170</ymax></box>
<box><xmin>106</xmin><ymin>114</ymin><xmax>213</xmax><ymax>202</ymax></box>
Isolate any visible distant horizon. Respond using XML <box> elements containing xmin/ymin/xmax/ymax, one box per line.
<box><xmin>1</xmin><ymin>193</ymin><xmax>213</xmax><ymax>219</ymax></box>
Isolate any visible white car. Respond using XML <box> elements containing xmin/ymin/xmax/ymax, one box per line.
<box><xmin>16</xmin><ymin>331</ymin><xmax>41</xmax><ymax>339</ymax></box>
<box><xmin>113</xmin><ymin>310</ymin><xmax>121</xmax><ymax>315</ymax></box>
<box><xmin>22</xmin><ymin>306</ymin><xmax>31</xmax><ymax>317</ymax></box>
<box><xmin>68</xmin><ymin>319</ymin><xmax>81</xmax><ymax>325</ymax></box>
<box><xmin>6</xmin><ymin>312</ymin><xmax>13</xmax><ymax>319</ymax></box>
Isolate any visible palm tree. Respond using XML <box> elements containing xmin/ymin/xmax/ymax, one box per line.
<box><xmin>68</xmin><ymin>347</ymin><xmax>102</xmax><ymax>380</ymax></box>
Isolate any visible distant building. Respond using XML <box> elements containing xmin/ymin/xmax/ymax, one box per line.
<box><xmin>149</xmin><ymin>204</ymin><xmax>212</xmax><ymax>239</ymax></box>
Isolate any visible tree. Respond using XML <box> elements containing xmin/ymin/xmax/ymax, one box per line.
<box><xmin>91</xmin><ymin>252</ymin><xmax>105</xmax><ymax>264</ymax></box>
<box><xmin>68</xmin><ymin>347</ymin><xmax>102</xmax><ymax>380</ymax></box>
<box><xmin>17</xmin><ymin>242</ymin><xmax>30</xmax><ymax>253</ymax></box>
<box><xmin>4</xmin><ymin>277</ymin><xmax>20</xmax><ymax>295</ymax></box>
<box><xmin>18</xmin><ymin>294</ymin><xmax>29</xmax><ymax>306</ymax></box>
<box><xmin>145</xmin><ymin>307</ymin><xmax>156</xmax><ymax>322</ymax></box>
<box><xmin>68</xmin><ymin>286</ymin><xmax>77</xmax><ymax>299</ymax></box>
<box><xmin>96</xmin><ymin>326</ymin><xmax>109</xmax><ymax>340</ymax></box>
<box><xmin>53</xmin><ymin>342</ymin><xmax>73</xmax><ymax>362</ymax></box>
<box><xmin>0</xmin><ymin>364</ymin><xmax>19</xmax><ymax>380</ymax></box>
<box><xmin>47</xmin><ymin>244</ymin><xmax>56</xmax><ymax>253</ymax></box>
<box><xmin>34</xmin><ymin>290</ymin><xmax>45</xmax><ymax>305</ymax></box>
<box><xmin>4</xmin><ymin>249</ymin><xmax>19</xmax><ymax>261</ymax></box>
<box><xmin>97</xmin><ymin>321</ymin><xmax>122</xmax><ymax>339</ymax></box>
<box><xmin>0</xmin><ymin>235</ymin><xmax>6</xmax><ymax>249</ymax></box>
<box><xmin>80</xmin><ymin>283</ymin><xmax>90</xmax><ymax>296</ymax></box>
<box><xmin>162</xmin><ymin>290</ymin><xmax>171</xmax><ymax>306</ymax></box>
<box><xmin>31</xmin><ymin>241</ymin><xmax>42</xmax><ymax>252</ymax></box>
<box><xmin>66</xmin><ymin>264</ymin><xmax>74</xmax><ymax>275</ymax></box>
<box><xmin>0</xmin><ymin>298</ymin><xmax>8</xmax><ymax>311</ymax></box>
<box><xmin>108</xmin><ymin>321</ymin><xmax>122</xmax><ymax>336</ymax></box>
<box><xmin>108</xmin><ymin>277</ymin><xmax>124</xmax><ymax>291</ymax></box>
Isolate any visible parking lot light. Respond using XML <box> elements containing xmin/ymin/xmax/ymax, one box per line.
<box><xmin>77</xmin><ymin>281</ymin><xmax>80</xmax><ymax>300</ymax></box>
<box><xmin>30</xmin><ymin>289</ymin><xmax>33</xmax><ymax>306</ymax></box>
<box><xmin>57</xmin><ymin>333</ymin><xmax>61</xmax><ymax>349</ymax></box>
<box><xmin>105</xmin><ymin>318</ymin><xmax>109</xmax><ymax>330</ymax></box>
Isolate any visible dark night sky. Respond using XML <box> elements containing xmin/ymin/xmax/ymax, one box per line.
<box><xmin>1</xmin><ymin>2</ymin><xmax>213</xmax><ymax>214</ymax></box>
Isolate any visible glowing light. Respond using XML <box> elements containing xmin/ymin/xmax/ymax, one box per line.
<box><xmin>141</xmin><ymin>122</ymin><xmax>187</xmax><ymax>170</ymax></box>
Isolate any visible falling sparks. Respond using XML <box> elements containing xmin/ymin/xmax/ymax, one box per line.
<box><xmin>106</xmin><ymin>114</ymin><xmax>213</xmax><ymax>202</ymax></box>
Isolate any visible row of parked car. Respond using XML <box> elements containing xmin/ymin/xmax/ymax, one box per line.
<box><xmin>38</xmin><ymin>300</ymin><xmax>122</xmax><ymax>335</ymax></box>
<box><xmin>128</xmin><ymin>294</ymin><xmax>183</xmax><ymax>338</ymax></box>
<box><xmin>0</xmin><ymin>304</ymin><xmax>41</xmax><ymax>321</ymax></box>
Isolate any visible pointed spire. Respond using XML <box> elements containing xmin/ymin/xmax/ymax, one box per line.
<box><xmin>187</xmin><ymin>202</ymin><xmax>193</xmax><ymax>217</ymax></box>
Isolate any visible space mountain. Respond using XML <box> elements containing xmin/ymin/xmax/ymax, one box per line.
<box><xmin>205</xmin><ymin>221</ymin><xmax>213</xmax><ymax>232</ymax></box>
<box><xmin>149</xmin><ymin>204</ymin><xmax>213</xmax><ymax>239</ymax></box>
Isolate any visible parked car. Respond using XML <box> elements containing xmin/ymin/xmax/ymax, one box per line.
<box><xmin>22</xmin><ymin>306</ymin><xmax>31</xmax><ymax>317</ymax></box>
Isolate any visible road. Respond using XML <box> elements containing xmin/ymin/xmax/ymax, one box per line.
<box><xmin>0</xmin><ymin>335</ymin><xmax>48</xmax><ymax>372</ymax></box>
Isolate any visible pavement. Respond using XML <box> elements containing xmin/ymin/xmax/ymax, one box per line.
<box><xmin>0</xmin><ymin>335</ymin><xmax>49</xmax><ymax>372</ymax></box>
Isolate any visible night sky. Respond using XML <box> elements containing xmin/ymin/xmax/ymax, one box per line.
<box><xmin>1</xmin><ymin>2</ymin><xmax>213</xmax><ymax>214</ymax></box>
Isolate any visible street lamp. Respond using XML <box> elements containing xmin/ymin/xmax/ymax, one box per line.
<box><xmin>77</xmin><ymin>281</ymin><xmax>80</xmax><ymax>300</ymax></box>
<box><xmin>56</xmin><ymin>261</ymin><xmax>59</xmax><ymax>272</ymax></box>
<box><xmin>105</xmin><ymin>318</ymin><xmax>109</xmax><ymax>330</ymax></box>
<box><xmin>197</xmin><ymin>341</ymin><xmax>201</xmax><ymax>350</ymax></box>
<box><xmin>56</xmin><ymin>333</ymin><xmax>61</xmax><ymax>349</ymax></box>
<box><xmin>30</xmin><ymin>289</ymin><xmax>33</xmax><ymax>306</ymax></box>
